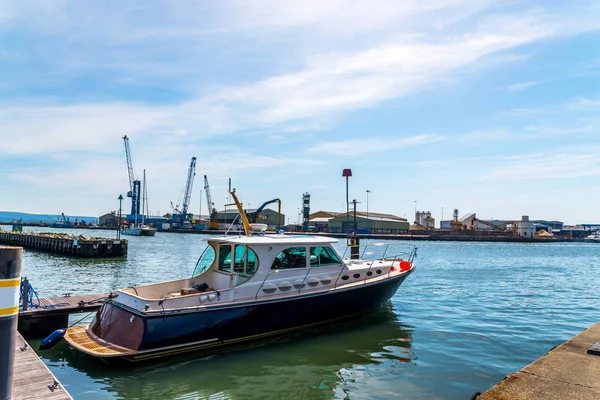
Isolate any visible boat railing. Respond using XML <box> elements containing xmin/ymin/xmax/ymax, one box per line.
<box><xmin>340</xmin><ymin>243</ymin><xmax>417</xmax><ymax>283</ymax></box>
<box><xmin>341</xmin><ymin>243</ymin><xmax>417</xmax><ymax>263</ymax></box>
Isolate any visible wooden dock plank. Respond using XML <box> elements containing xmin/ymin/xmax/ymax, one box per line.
<box><xmin>13</xmin><ymin>332</ymin><xmax>72</xmax><ymax>400</ymax></box>
<box><xmin>19</xmin><ymin>293</ymin><xmax>107</xmax><ymax>338</ymax></box>
<box><xmin>21</xmin><ymin>293</ymin><xmax>107</xmax><ymax>315</ymax></box>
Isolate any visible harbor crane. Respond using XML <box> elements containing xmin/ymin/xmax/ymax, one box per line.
<box><xmin>246</xmin><ymin>198</ymin><xmax>281</xmax><ymax>225</ymax></box>
<box><xmin>171</xmin><ymin>157</ymin><xmax>196</xmax><ymax>228</ymax></box>
<box><xmin>122</xmin><ymin>135</ymin><xmax>141</xmax><ymax>220</ymax></box>
<box><xmin>204</xmin><ymin>175</ymin><xmax>220</xmax><ymax>230</ymax></box>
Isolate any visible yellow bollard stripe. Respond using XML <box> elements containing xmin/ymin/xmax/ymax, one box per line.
<box><xmin>0</xmin><ymin>278</ymin><xmax>20</xmax><ymax>288</ymax></box>
<box><xmin>0</xmin><ymin>306</ymin><xmax>18</xmax><ymax>317</ymax></box>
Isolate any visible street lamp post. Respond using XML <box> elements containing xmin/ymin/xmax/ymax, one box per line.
<box><xmin>352</xmin><ymin>199</ymin><xmax>358</xmax><ymax>233</ymax></box>
<box><xmin>117</xmin><ymin>194</ymin><xmax>123</xmax><ymax>240</ymax></box>
<box><xmin>441</xmin><ymin>207</ymin><xmax>444</xmax><ymax>229</ymax></box>
<box><xmin>342</xmin><ymin>169</ymin><xmax>352</xmax><ymax>234</ymax></box>
<box><xmin>414</xmin><ymin>200</ymin><xmax>417</xmax><ymax>224</ymax></box>
<box><xmin>366</xmin><ymin>190</ymin><xmax>371</xmax><ymax>232</ymax></box>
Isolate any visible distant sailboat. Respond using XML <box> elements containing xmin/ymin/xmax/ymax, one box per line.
<box><xmin>122</xmin><ymin>170</ymin><xmax>156</xmax><ymax>237</ymax></box>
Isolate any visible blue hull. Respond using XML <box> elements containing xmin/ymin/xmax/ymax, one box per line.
<box><xmin>49</xmin><ymin>223</ymin><xmax>75</xmax><ymax>228</ymax></box>
<box><xmin>94</xmin><ymin>272</ymin><xmax>411</xmax><ymax>360</ymax></box>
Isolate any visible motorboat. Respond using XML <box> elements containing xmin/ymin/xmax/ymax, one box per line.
<box><xmin>140</xmin><ymin>225</ymin><xmax>156</xmax><ymax>236</ymax></box>
<box><xmin>51</xmin><ymin>191</ymin><xmax>417</xmax><ymax>361</ymax></box>
<box><xmin>584</xmin><ymin>231</ymin><xmax>600</xmax><ymax>242</ymax></box>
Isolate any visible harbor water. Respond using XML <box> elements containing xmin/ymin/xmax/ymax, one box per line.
<box><xmin>7</xmin><ymin>226</ymin><xmax>600</xmax><ymax>399</ymax></box>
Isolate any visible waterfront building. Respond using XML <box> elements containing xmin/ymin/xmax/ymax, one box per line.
<box><xmin>99</xmin><ymin>211</ymin><xmax>119</xmax><ymax>227</ymax></box>
<box><xmin>516</xmin><ymin>215</ymin><xmax>535</xmax><ymax>238</ymax></box>
<box><xmin>307</xmin><ymin>211</ymin><xmax>342</xmax><ymax>232</ymax></box>
<box><xmin>328</xmin><ymin>212</ymin><xmax>409</xmax><ymax>234</ymax></box>
<box><xmin>415</xmin><ymin>211</ymin><xmax>435</xmax><ymax>229</ymax></box>
<box><xmin>531</xmin><ymin>220</ymin><xmax>564</xmax><ymax>232</ymax></box>
<box><xmin>441</xmin><ymin>214</ymin><xmax>514</xmax><ymax>231</ymax></box>
<box><xmin>216</xmin><ymin>208</ymin><xmax>285</xmax><ymax>228</ymax></box>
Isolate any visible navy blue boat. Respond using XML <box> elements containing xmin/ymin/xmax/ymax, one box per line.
<box><xmin>49</xmin><ymin>213</ymin><xmax>75</xmax><ymax>229</ymax></box>
<box><xmin>62</xmin><ymin>192</ymin><xmax>417</xmax><ymax>361</ymax></box>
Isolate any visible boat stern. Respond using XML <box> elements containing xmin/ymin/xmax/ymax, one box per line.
<box><xmin>63</xmin><ymin>324</ymin><xmax>137</xmax><ymax>358</ymax></box>
<box><xmin>64</xmin><ymin>301</ymin><xmax>145</xmax><ymax>359</ymax></box>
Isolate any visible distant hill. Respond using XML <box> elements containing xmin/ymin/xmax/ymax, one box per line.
<box><xmin>0</xmin><ymin>211</ymin><xmax>99</xmax><ymax>224</ymax></box>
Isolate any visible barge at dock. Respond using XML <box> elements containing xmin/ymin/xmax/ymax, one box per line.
<box><xmin>0</xmin><ymin>231</ymin><xmax>127</xmax><ymax>258</ymax></box>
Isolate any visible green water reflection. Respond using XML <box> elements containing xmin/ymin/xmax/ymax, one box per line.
<box><xmin>35</xmin><ymin>306</ymin><xmax>413</xmax><ymax>399</ymax></box>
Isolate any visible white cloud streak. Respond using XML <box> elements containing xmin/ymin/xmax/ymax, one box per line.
<box><xmin>306</xmin><ymin>135</ymin><xmax>446</xmax><ymax>156</ymax></box>
<box><xmin>479</xmin><ymin>152</ymin><xmax>600</xmax><ymax>181</ymax></box>
<box><xmin>505</xmin><ymin>81</ymin><xmax>541</xmax><ymax>91</ymax></box>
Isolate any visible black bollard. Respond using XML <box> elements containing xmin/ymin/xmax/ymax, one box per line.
<box><xmin>0</xmin><ymin>246</ymin><xmax>22</xmax><ymax>400</ymax></box>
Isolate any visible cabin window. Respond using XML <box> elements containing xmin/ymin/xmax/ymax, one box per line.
<box><xmin>309</xmin><ymin>246</ymin><xmax>342</xmax><ymax>267</ymax></box>
<box><xmin>218</xmin><ymin>245</ymin><xmax>233</xmax><ymax>273</ymax></box>
<box><xmin>193</xmin><ymin>244</ymin><xmax>216</xmax><ymax>276</ymax></box>
<box><xmin>271</xmin><ymin>247</ymin><xmax>307</xmax><ymax>269</ymax></box>
<box><xmin>234</xmin><ymin>245</ymin><xmax>259</xmax><ymax>286</ymax></box>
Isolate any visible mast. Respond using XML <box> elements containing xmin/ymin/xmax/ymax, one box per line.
<box><xmin>141</xmin><ymin>170</ymin><xmax>146</xmax><ymax>225</ymax></box>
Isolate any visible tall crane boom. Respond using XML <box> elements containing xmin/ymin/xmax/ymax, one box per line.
<box><xmin>204</xmin><ymin>175</ymin><xmax>220</xmax><ymax>230</ymax></box>
<box><xmin>122</xmin><ymin>135</ymin><xmax>141</xmax><ymax>218</ymax></box>
<box><xmin>204</xmin><ymin>175</ymin><xmax>214</xmax><ymax>216</ymax></box>
<box><xmin>122</xmin><ymin>135</ymin><xmax>135</xmax><ymax>195</ymax></box>
<box><xmin>181</xmin><ymin>157</ymin><xmax>196</xmax><ymax>217</ymax></box>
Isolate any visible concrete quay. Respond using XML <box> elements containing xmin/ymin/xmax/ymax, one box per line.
<box><xmin>478</xmin><ymin>322</ymin><xmax>600</xmax><ymax>399</ymax></box>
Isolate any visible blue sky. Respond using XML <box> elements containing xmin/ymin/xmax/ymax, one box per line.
<box><xmin>0</xmin><ymin>0</ymin><xmax>599</xmax><ymax>225</ymax></box>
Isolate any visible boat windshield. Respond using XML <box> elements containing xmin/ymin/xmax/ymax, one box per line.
<box><xmin>192</xmin><ymin>244</ymin><xmax>216</xmax><ymax>276</ymax></box>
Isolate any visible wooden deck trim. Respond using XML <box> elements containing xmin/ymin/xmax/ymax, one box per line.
<box><xmin>63</xmin><ymin>325</ymin><xmax>136</xmax><ymax>357</ymax></box>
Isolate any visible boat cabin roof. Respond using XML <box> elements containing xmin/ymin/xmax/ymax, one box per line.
<box><xmin>205</xmin><ymin>234</ymin><xmax>338</xmax><ymax>246</ymax></box>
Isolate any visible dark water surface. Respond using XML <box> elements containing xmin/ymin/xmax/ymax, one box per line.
<box><xmin>8</xmin><ymin>226</ymin><xmax>600</xmax><ymax>399</ymax></box>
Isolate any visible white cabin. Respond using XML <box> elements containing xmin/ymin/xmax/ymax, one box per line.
<box><xmin>114</xmin><ymin>234</ymin><xmax>406</xmax><ymax>315</ymax></box>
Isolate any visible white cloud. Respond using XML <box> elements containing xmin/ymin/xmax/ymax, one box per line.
<box><xmin>306</xmin><ymin>134</ymin><xmax>446</xmax><ymax>156</ymax></box>
<box><xmin>505</xmin><ymin>96</ymin><xmax>600</xmax><ymax>116</ymax></box>
<box><xmin>505</xmin><ymin>81</ymin><xmax>541</xmax><ymax>91</ymax></box>
<box><xmin>570</xmin><ymin>97</ymin><xmax>600</xmax><ymax>109</ymax></box>
<box><xmin>1</xmin><ymin>1</ymin><xmax>598</xmax><ymax>137</ymax></box>
<box><xmin>479</xmin><ymin>152</ymin><xmax>600</xmax><ymax>181</ymax></box>
<box><xmin>0</xmin><ymin>103</ymin><xmax>166</xmax><ymax>155</ymax></box>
